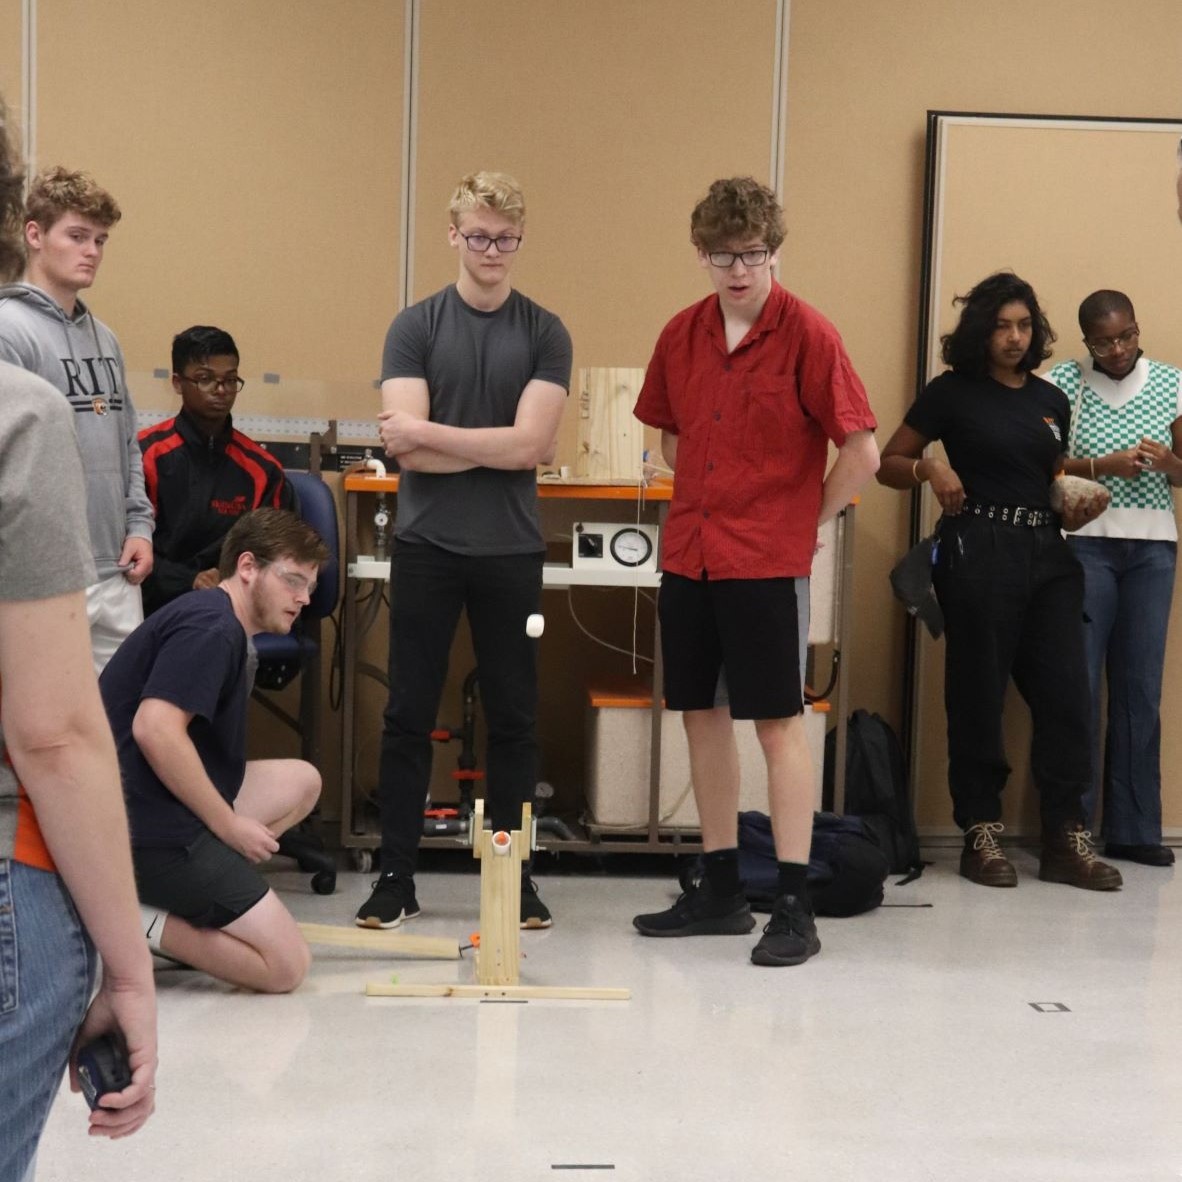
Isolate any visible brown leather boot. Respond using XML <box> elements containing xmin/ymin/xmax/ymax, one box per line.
<box><xmin>960</xmin><ymin>821</ymin><xmax>1017</xmax><ymax>887</ymax></box>
<box><xmin>1040</xmin><ymin>823</ymin><xmax>1123</xmax><ymax>891</ymax></box>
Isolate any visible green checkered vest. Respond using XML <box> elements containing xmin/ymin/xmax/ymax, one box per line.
<box><xmin>1046</xmin><ymin>359</ymin><xmax>1181</xmax><ymax>512</ymax></box>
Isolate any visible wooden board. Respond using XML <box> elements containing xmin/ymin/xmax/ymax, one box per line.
<box><xmin>299</xmin><ymin>923</ymin><xmax>459</xmax><ymax>960</ymax></box>
<box><xmin>364</xmin><ymin>982</ymin><xmax>631</xmax><ymax>1001</ymax></box>
<box><xmin>574</xmin><ymin>368</ymin><xmax>646</xmax><ymax>482</ymax></box>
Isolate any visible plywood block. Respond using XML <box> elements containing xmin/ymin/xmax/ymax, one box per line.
<box><xmin>365</xmin><ymin>982</ymin><xmax>631</xmax><ymax>1001</ymax></box>
<box><xmin>575</xmin><ymin>368</ymin><xmax>645</xmax><ymax>482</ymax></box>
<box><xmin>299</xmin><ymin>923</ymin><xmax>460</xmax><ymax>960</ymax></box>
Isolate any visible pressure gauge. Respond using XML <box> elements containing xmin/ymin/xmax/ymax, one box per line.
<box><xmin>610</xmin><ymin>527</ymin><xmax>654</xmax><ymax>568</ymax></box>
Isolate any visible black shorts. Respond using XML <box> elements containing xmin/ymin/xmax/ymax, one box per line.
<box><xmin>658</xmin><ymin>573</ymin><xmax>808</xmax><ymax>719</ymax></box>
<box><xmin>132</xmin><ymin>831</ymin><xmax>269</xmax><ymax>929</ymax></box>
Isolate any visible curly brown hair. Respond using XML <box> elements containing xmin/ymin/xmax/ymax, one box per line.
<box><xmin>0</xmin><ymin>97</ymin><xmax>25</xmax><ymax>282</ymax></box>
<box><xmin>690</xmin><ymin>177</ymin><xmax>785</xmax><ymax>253</ymax></box>
<box><xmin>25</xmin><ymin>165</ymin><xmax>121</xmax><ymax>231</ymax></box>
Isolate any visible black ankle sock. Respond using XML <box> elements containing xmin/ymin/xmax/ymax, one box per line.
<box><xmin>703</xmin><ymin>848</ymin><xmax>741</xmax><ymax>896</ymax></box>
<box><xmin>777</xmin><ymin>860</ymin><xmax>810</xmax><ymax>907</ymax></box>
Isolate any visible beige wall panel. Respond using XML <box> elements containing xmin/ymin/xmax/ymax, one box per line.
<box><xmin>0</xmin><ymin>0</ymin><xmax>21</xmax><ymax>124</ymax></box>
<box><xmin>34</xmin><ymin>0</ymin><xmax>405</xmax><ymax>425</ymax></box>
<box><xmin>413</xmin><ymin>0</ymin><xmax>779</xmax><ymax>468</ymax></box>
<box><xmin>783</xmin><ymin>0</ymin><xmax>1182</xmax><ymax>834</ymax></box>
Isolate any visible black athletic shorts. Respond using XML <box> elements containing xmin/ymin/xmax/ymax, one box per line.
<box><xmin>133</xmin><ymin>831</ymin><xmax>269</xmax><ymax>929</ymax></box>
<box><xmin>658</xmin><ymin>573</ymin><xmax>808</xmax><ymax>720</ymax></box>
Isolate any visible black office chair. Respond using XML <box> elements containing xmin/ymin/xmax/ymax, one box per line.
<box><xmin>252</xmin><ymin>469</ymin><xmax>341</xmax><ymax>894</ymax></box>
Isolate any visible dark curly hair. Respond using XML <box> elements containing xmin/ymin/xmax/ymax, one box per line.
<box><xmin>690</xmin><ymin>177</ymin><xmax>785</xmax><ymax>253</ymax></box>
<box><xmin>940</xmin><ymin>271</ymin><xmax>1056</xmax><ymax>377</ymax></box>
<box><xmin>0</xmin><ymin>96</ymin><xmax>25</xmax><ymax>283</ymax></box>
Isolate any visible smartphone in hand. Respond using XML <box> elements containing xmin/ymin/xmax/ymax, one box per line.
<box><xmin>77</xmin><ymin>1033</ymin><xmax>132</xmax><ymax>1110</ymax></box>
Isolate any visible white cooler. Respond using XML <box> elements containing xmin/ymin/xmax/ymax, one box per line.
<box><xmin>585</xmin><ymin>682</ymin><xmax>828</xmax><ymax>829</ymax></box>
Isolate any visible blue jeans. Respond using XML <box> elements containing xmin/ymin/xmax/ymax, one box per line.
<box><xmin>1069</xmin><ymin>536</ymin><xmax>1177</xmax><ymax>845</ymax></box>
<box><xmin>0</xmin><ymin>860</ymin><xmax>96</xmax><ymax>1180</ymax></box>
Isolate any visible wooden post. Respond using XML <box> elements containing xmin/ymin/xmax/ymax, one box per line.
<box><xmin>472</xmin><ymin>800</ymin><xmax>530</xmax><ymax>986</ymax></box>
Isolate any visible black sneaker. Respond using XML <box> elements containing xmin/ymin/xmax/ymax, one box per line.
<box><xmin>750</xmin><ymin>894</ymin><xmax>821</xmax><ymax>967</ymax></box>
<box><xmin>355</xmin><ymin>873</ymin><xmax>421</xmax><ymax>929</ymax></box>
<box><xmin>520</xmin><ymin>877</ymin><xmax>552</xmax><ymax>929</ymax></box>
<box><xmin>633</xmin><ymin>877</ymin><xmax>756</xmax><ymax>937</ymax></box>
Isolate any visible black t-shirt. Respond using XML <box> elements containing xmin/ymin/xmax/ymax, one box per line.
<box><xmin>99</xmin><ymin>589</ymin><xmax>248</xmax><ymax>847</ymax></box>
<box><xmin>905</xmin><ymin>370</ymin><xmax>1069</xmax><ymax>508</ymax></box>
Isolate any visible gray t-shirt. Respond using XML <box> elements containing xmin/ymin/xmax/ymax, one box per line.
<box><xmin>0</xmin><ymin>360</ymin><xmax>96</xmax><ymax>860</ymax></box>
<box><xmin>381</xmin><ymin>284</ymin><xmax>572</xmax><ymax>555</ymax></box>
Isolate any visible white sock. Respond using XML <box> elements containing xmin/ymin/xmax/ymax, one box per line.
<box><xmin>139</xmin><ymin>904</ymin><xmax>170</xmax><ymax>954</ymax></box>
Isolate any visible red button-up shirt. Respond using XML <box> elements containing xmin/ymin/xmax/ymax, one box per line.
<box><xmin>635</xmin><ymin>282</ymin><xmax>875</xmax><ymax>579</ymax></box>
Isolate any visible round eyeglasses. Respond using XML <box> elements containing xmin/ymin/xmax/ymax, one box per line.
<box><xmin>1085</xmin><ymin>326</ymin><xmax>1139</xmax><ymax>357</ymax></box>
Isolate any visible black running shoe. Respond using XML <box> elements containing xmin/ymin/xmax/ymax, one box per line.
<box><xmin>750</xmin><ymin>894</ymin><xmax>821</xmax><ymax>967</ymax></box>
<box><xmin>520</xmin><ymin>877</ymin><xmax>552</xmax><ymax>929</ymax></box>
<box><xmin>355</xmin><ymin>873</ymin><xmax>421</xmax><ymax>929</ymax></box>
<box><xmin>633</xmin><ymin>877</ymin><xmax>756</xmax><ymax>937</ymax></box>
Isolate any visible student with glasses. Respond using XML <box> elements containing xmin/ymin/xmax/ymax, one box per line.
<box><xmin>356</xmin><ymin>172</ymin><xmax>571</xmax><ymax>932</ymax></box>
<box><xmin>631</xmin><ymin>177</ymin><xmax>879</xmax><ymax>967</ymax></box>
<box><xmin>99</xmin><ymin>509</ymin><xmax>330</xmax><ymax>992</ymax></box>
<box><xmin>878</xmin><ymin>272</ymin><xmax>1122</xmax><ymax>893</ymax></box>
<box><xmin>138</xmin><ymin>325</ymin><xmax>297</xmax><ymax>615</ymax></box>
<box><xmin>1043</xmin><ymin>291</ymin><xmax>1182</xmax><ymax>867</ymax></box>
<box><xmin>0</xmin><ymin>167</ymin><xmax>154</xmax><ymax>672</ymax></box>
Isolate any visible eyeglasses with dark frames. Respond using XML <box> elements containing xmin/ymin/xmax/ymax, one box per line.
<box><xmin>706</xmin><ymin>248</ymin><xmax>770</xmax><ymax>268</ymax></box>
<box><xmin>179</xmin><ymin>373</ymin><xmax>246</xmax><ymax>395</ymax></box>
<box><xmin>459</xmin><ymin>232</ymin><xmax>522</xmax><ymax>254</ymax></box>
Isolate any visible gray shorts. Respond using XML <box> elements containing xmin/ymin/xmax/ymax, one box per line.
<box><xmin>133</xmin><ymin>830</ymin><xmax>269</xmax><ymax>929</ymax></box>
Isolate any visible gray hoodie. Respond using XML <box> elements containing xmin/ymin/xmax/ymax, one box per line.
<box><xmin>0</xmin><ymin>282</ymin><xmax>153</xmax><ymax>580</ymax></box>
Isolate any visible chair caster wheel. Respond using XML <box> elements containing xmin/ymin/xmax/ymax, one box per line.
<box><xmin>312</xmin><ymin>870</ymin><xmax>337</xmax><ymax>896</ymax></box>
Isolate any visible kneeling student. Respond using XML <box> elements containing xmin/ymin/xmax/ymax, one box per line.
<box><xmin>100</xmin><ymin>509</ymin><xmax>330</xmax><ymax>992</ymax></box>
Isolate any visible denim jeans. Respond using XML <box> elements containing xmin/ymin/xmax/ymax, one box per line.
<box><xmin>378</xmin><ymin>541</ymin><xmax>544</xmax><ymax>877</ymax></box>
<box><xmin>1069</xmin><ymin>536</ymin><xmax>1176</xmax><ymax>845</ymax></box>
<box><xmin>933</xmin><ymin>516</ymin><xmax>1090</xmax><ymax>831</ymax></box>
<box><xmin>0</xmin><ymin>860</ymin><xmax>97</xmax><ymax>1180</ymax></box>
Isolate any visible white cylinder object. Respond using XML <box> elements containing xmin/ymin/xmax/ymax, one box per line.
<box><xmin>491</xmin><ymin>831</ymin><xmax>511</xmax><ymax>856</ymax></box>
<box><xmin>525</xmin><ymin>613</ymin><xmax>545</xmax><ymax>638</ymax></box>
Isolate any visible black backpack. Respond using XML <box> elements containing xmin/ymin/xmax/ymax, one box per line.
<box><xmin>825</xmin><ymin>710</ymin><xmax>924</xmax><ymax>881</ymax></box>
<box><xmin>683</xmin><ymin>812</ymin><xmax>889</xmax><ymax>918</ymax></box>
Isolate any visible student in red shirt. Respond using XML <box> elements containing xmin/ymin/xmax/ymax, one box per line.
<box><xmin>632</xmin><ymin>177</ymin><xmax>879</xmax><ymax>967</ymax></box>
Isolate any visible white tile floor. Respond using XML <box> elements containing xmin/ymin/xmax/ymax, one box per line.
<box><xmin>32</xmin><ymin>848</ymin><xmax>1182</xmax><ymax>1182</ymax></box>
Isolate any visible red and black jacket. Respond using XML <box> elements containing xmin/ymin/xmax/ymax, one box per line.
<box><xmin>138</xmin><ymin>409</ymin><xmax>297</xmax><ymax>614</ymax></box>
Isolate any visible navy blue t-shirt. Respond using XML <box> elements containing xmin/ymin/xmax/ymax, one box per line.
<box><xmin>905</xmin><ymin>370</ymin><xmax>1069</xmax><ymax>508</ymax></box>
<box><xmin>99</xmin><ymin>588</ymin><xmax>248</xmax><ymax>847</ymax></box>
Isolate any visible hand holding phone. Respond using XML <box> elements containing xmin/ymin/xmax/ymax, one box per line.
<box><xmin>76</xmin><ymin>1033</ymin><xmax>133</xmax><ymax>1111</ymax></box>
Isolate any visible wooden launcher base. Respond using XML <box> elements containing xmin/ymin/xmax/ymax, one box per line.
<box><xmin>364</xmin><ymin>802</ymin><xmax>629</xmax><ymax>1002</ymax></box>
